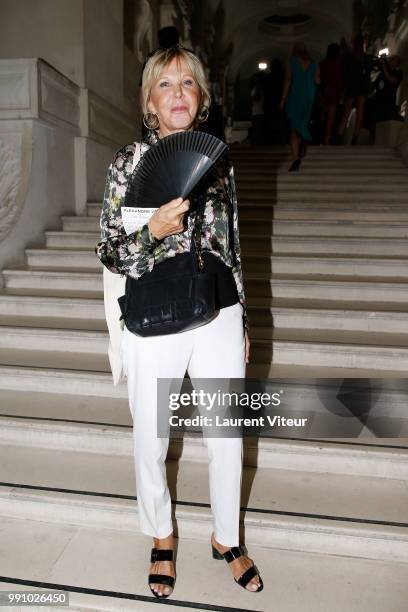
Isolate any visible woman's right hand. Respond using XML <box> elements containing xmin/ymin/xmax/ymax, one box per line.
<box><xmin>148</xmin><ymin>197</ymin><xmax>190</xmax><ymax>240</ymax></box>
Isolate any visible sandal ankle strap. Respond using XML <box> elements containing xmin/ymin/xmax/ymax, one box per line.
<box><xmin>150</xmin><ymin>548</ymin><xmax>174</xmax><ymax>562</ymax></box>
<box><xmin>222</xmin><ymin>545</ymin><xmax>245</xmax><ymax>563</ymax></box>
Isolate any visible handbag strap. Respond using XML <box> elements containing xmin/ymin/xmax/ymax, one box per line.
<box><xmin>132</xmin><ymin>141</ymin><xmax>141</xmax><ymax>172</ymax></box>
<box><xmin>191</xmin><ymin>191</ymin><xmax>207</xmax><ymax>271</ymax></box>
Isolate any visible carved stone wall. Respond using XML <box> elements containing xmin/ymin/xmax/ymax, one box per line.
<box><xmin>0</xmin><ymin>123</ymin><xmax>32</xmax><ymax>244</ymax></box>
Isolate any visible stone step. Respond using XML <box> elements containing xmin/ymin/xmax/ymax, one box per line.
<box><xmin>233</xmin><ymin>164</ymin><xmax>405</xmax><ymax>170</ymax></box>
<box><xmin>230</xmin><ymin>145</ymin><xmax>397</xmax><ymax>155</ymax></box>
<box><xmin>233</xmin><ymin>159</ymin><xmax>404</xmax><ymax>169</ymax></box>
<box><xmin>241</xmin><ymin>220</ymin><xmax>408</xmax><ymax>238</ymax></box>
<box><xmin>246</xmin><ymin>275</ymin><xmax>408</xmax><ymax>302</ymax></box>
<box><xmin>45</xmin><ymin>230</ymin><xmax>408</xmax><ymax>256</ymax></box>
<box><xmin>250</xmin><ymin>207</ymin><xmax>408</xmax><ymax>222</ymax></box>
<box><xmin>240</xmin><ymin>201</ymin><xmax>408</xmax><ymax>210</ymax></box>
<box><xmin>2</xmin><ymin>363</ymin><xmax>408</xmax><ymax>423</ymax></box>
<box><xmin>234</xmin><ymin>149</ymin><xmax>401</xmax><ymax>154</ymax></box>
<box><xmin>0</xmin><ymin>326</ymin><xmax>110</xmax><ymax>371</ymax></box>
<box><xmin>2</xmin><ymin>292</ymin><xmax>408</xmax><ymax>335</ymax></box>
<box><xmin>0</xmin><ymin>441</ymin><xmax>407</xmax><ymax>564</ymax></box>
<box><xmin>237</xmin><ymin>183</ymin><xmax>408</xmax><ymax>195</ymax></box>
<box><xmin>1</xmin><ymin>325</ymin><xmax>408</xmax><ymax>372</ymax></box>
<box><xmin>0</xmin><ymin>293</ymin><xmax>106</xmax><ymax>329</ymax></box>
<box><xmin>241</xmin><ymin>236</ymin><xmax>408</xmax><ymax>256</ymax></box>
<box><xmin>234</xmin><ymin>166</ymin><xmax>408</xmax><ymax>175</ymax></box>
<box><xmin>253</xmin><ymin>333</ymin><xmax>408</xmax><ymax>372</ymax></box>
<box><xmin>25</xmin><ymin>248</ymin><xmax>100</xmax><ymax>269</ymax></box>
<box><xmin>2</xmin><ymin>268</ymin><xmax>103</xmax><ymax>294</ymax></box>
<box><xmin>23</xmin><ymin>249</ymin><xmax>408</xmax><ymax>278</ymax></box>
<box><xmin>0</xmin><ymin>365</ymin><xmax>126</xmax><ymax>399</ymax></box>
<box><xmin>46</xmin><ymin>231</ymin><xmax>101</xmax><ymax>249</ymax></box>
<box><xmin>87</xmin><ymin>201</ymin><xmax>408</xmax><ymax>220</ymax></box>
<box><xmin>62</xmin><ymin>215</ymin><xmax>100</xmax><ymax>232</ymax></box>
<box><xmin>236</xmin><ymin>175</ymin><xmax>408</xmax><ymax>186</ymax></box>
<box><xmin>242</xmin><ymin>254</ymin><xmax>408</xmax><ymax>278</ymax></box>
<box><xmin>88</xmin><ymin>202</ymin><xmax>103</xmax><ymax>217</ymax></box>
<box><xmin>242</xmin><ymin>253</ymin><xmax>408</xmax><ymax>280</ymax></box>
<box><xmin>62</xmin><ymin>216</ymin><xmax>408</xmax><ymax>238</ymax></box>
<box><xmin>231</xmin><ymin>148</ymin><xmax>400</xmax><ymax>156</ymax></box>
<box><xmin>4</xmin><ymin>267</ymin><xmax>408</xmax><ymax>304</ymax></box>
<box><xmin>249</xmin><ymin>301</ymin><xmax>408</xmax><ymax>334</ymax></box>
<box><xmin>2</xmin><ymin>364</ymin><xmax>408</xmax><ymax>424</ymax></box>
<box><xmin>231</xmin><ymin>149</ymin><xmax>399</xmax><ymax>155</ymax></box>
<box><xmin>231</xmin><ymin>152</ymin><xmax>401</xmax><ymax>161</ymax></box>
<box><xmin>6</xmin><ymin>517</ymin><xmax>405</xmax><ymax>612</ymax></box>
<box><xmin>0</xmin><ymin>516</ymin><xmax>284</xmax><ymax>612</ymax></box>
<box><xmin>231</xmin><ymin>144</ymin><xmax>394</xmax><ymax>150</ymax></box>
<box><xmin>1</xmin><ymin>415</ymin><xmax>407</xmax><ymax>479</ymax></box>
<box><xmin>237</xmin><ymin>191</ymin><xmax>408</xmax><ymax>203</ymax></box>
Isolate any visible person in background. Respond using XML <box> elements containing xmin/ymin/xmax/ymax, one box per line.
<box><xmin>264</xmin><ymin>58</ymin><xmax>287</xmax><ymax>144</ymax></box>
<box><xmin>320</xmin><ymin>43</ymin><xmax>344</xmax><ymax>145</ymax></box>
<box><xmin>280</xmin><ymin>42</ymin><xmax>321</xmax><ymax>171</ymax></box>
<box><xmin>158</xmin><ymin>25</ymin><xmax>180</xmax><ymax>48</ymax></box>
<box><xmin>337</xmin><ymin>34</ymin><xmax>373</xmax><ymax>144</ymax></box>
<box><xmin>364</xmin><ymin>54</ymin><xmax>403</xmax><ymax>143</ymax></box>
<box><xmin>202</xmin><ymin>80</ymin><xmax>225</xmax><ymax>140</ymax></box>
<box><xmin>249</xmin><ymin>71</ymin><xmax>267</xmax><ymax>145</ymax></box>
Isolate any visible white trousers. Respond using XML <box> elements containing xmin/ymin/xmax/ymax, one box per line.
<box><xmin>122</xmin><ymin>302</ymin><xmax>246</xmax><ymax>546</ymax></box>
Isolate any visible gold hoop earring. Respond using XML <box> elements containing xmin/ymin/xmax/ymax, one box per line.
<box><xmin>143</xmin><ymin>111</ymin><xmax>160</xmax><ymax>130</ymax></box>
<box><xmin>197</xmin><ymin>105</ymin><xmax>209</xmax><ymax>123</ymax></box>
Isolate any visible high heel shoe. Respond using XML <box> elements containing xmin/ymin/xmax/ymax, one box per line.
<box><xmin>288</xmin><ymin>158</ymin><xmax>301</xmax><ymax>172</ymax></box>
<box><xmin>211</xmin><ymin>543</ymin><xmax>263</xmax><ymax>592</ymax></box>
<box><xmin>148</xmin><ymin>548</ymin><xmax>175</xmax><ymax>598</ymax></box>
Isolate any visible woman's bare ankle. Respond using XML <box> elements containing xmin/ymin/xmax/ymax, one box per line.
<box><xmin>153</xmin><ymin>533</ymin><xmax>174</xmax><ymax>549</ymax></box>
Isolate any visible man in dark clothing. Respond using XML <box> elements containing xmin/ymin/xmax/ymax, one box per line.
<box><xmin>139</xmin><ymin>26</ymin><xmax>181</xmax><ymax>87</ymax></box>
<box><xmin>263</xmin><ymin>59</ymin><xmax>287</xmax><ymax>144</ymax></box>
<box><xmin>365</xmin><ymin>54</ymin><xmax>403</xmax><ymax>141</ymax></box>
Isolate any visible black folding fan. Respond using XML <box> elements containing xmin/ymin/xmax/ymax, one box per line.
<box><xmin>123</xmin><ymin>131</ymin><xmax>228</xmax><ymax>210</ymax></box>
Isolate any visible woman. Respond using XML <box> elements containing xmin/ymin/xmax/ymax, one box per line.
<box><xmin>280</xmin><ymin>42</ymin><xmax>321</xmax><ymax>171</ymax></box>
<box><xmin>95</xmin><ymin>45</ymin><xmax>263</xmax><ymax>599</ymax></box>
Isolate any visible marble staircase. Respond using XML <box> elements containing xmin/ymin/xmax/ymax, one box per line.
<box><xmin>0</xmin><ymin>145</ymin><xmax>407</xmax><ymax>610</ymax></box>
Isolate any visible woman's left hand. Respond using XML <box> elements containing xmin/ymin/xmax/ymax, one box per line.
<box><xmin>244</xmin><ymin>330</ymin><xmax>250</xmax><ymax>364</ymax></box>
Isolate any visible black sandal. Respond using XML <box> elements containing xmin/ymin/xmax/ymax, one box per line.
<box><xmin>211</xmin><ymin>543</ymin><xmax>263</xmax><ymax>592</ymax></box>
<box><xmin>148</xmin><ymin>548</ymin><xmax>175</xmax><ymax>598</ymax></box>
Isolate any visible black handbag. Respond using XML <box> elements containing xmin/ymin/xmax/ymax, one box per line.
<box><xmin>117</xmin><ymin>193</ymin><xmax>217</xmax><ymax>337</ymax></box>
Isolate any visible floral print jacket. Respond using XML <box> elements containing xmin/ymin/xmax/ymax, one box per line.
<box><xmin>95</xmin><ymin>131</ymin><xmax>248</xmax><ymax>332</ymax></box>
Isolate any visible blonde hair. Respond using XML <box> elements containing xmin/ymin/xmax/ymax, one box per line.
<box><xmin>140</xmin><ymin>46</ymin><xmax>211</xmax><ymax>126</ymax></box>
